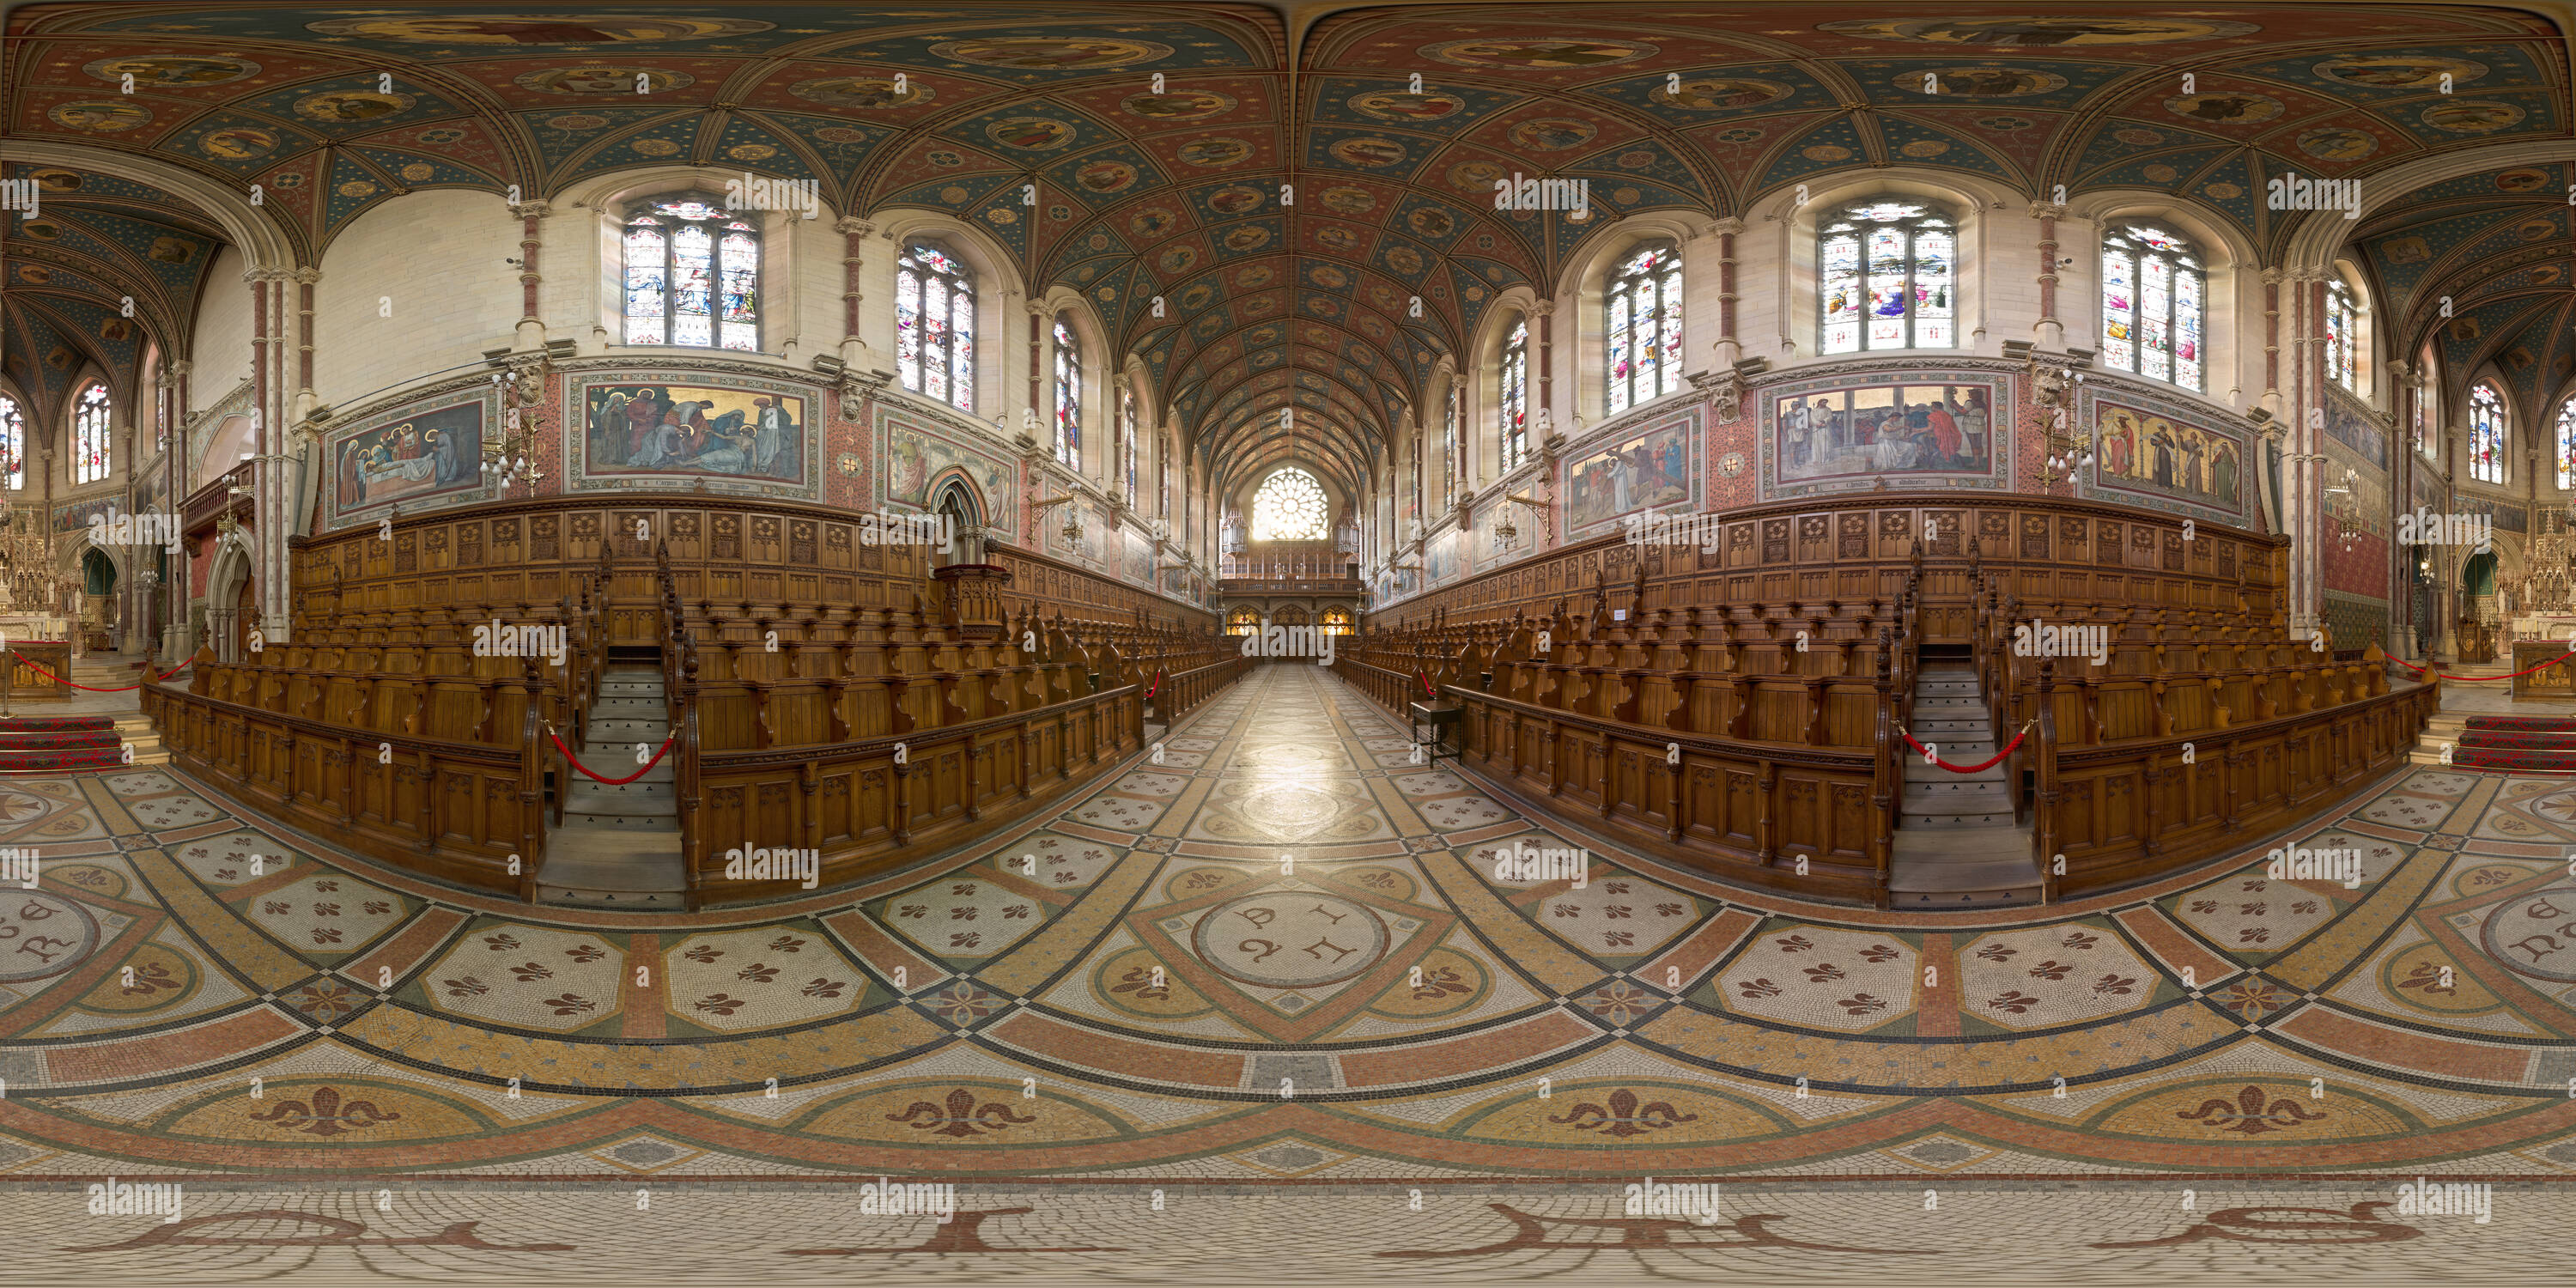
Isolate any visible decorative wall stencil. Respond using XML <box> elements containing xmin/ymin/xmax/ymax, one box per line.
<box><xmin>324</xmin><ymin>389</ymin><xmax>495</xmax><ymax>529</ymax></box>
<box><xmin>568</xmin><ymin>373</ymin><xmax>817</xmax><ymax>500</ymax></box>
<box><xmin>2086</xmin><ymin>395</ymin><xmax>2249</xmax><ymax>523</ymax></box>
<box><xmin>876</xmin><ymin>406</ymin><xmax>1017</xmax><ymax>537</ymax></box>
<box><xmin>1560</xmin><ymin>410</ymin><xmax>1697</xmax><ymax>538</ymax></box>
<box><xmin>1764</xmin><ymin>373</ymin><xmax>2006</xmax><ymax>497</ymax></box>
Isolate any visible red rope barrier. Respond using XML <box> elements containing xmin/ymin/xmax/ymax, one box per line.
<box><xmin>8</xmin><ymin>653</ymin><xmax>191</xmax><ymax>692</ymax></box>
<box><xmin>545</xmin><ymin>728</ymin><xmax>672</xmax><ymax>785</ymax></box>
<box><xmin>1146</xmin><ymin>669</ymin><xmax>1163</xmax><ymax>699</ymax></box>
<box><xmin>2386</xmin><ymin>647</ymin><xmax>2576</xmax><ymax>683</ymax></box>
<box><xmin>1901</xmin><ymin>725</ymin><xmax>2032</xmax><ymax>775</ymax></box>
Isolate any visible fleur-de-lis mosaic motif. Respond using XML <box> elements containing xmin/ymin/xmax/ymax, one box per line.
<box><xmin>2175</xmin><ymin>1084</ymin><xmax>2329</xmax><ymax>1136</ymax></box>
<box><xmin>886</xmin><ymin>1086</ymin><xmax>1039</xmax><ymax>1139</ymax></box>
<box><xmin>246</xmin><ymin>1084</ymin><xmax>403</xmax><ymax>1137</ymax></box>
<box><xmin>1546</xmin><ymin>1087</ymin><xmax>1698</xmax><ymax>1139</ymax></box>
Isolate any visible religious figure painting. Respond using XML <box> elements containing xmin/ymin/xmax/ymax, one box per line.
<box><xmin>327</xmin><ymin>398</ymin><xmax>488</xmax><ymax>525</ymax></box>
<box><xmin>578</xmin><ymin>380</ymin><xmax>810</xmax><ymax>490</ymax></box>
<box><xmin>1564</xmin><ymin>419</ymin><xmax>1693</xmax><ymax>533</ymax></box>
<box><xmin>2090</xmin><ymin>401</ymin><xmax>2244</xmax><ymax>518</ymax></box>
<box><xmin>1774</xmin><ymin>383</ymin><xmax>1996</xmax><ymax>484</ymax></box>
<box><xmin>880</xmin><ymin>412</ymin><xmax>1015</xmax><ymax>536</ymax></box>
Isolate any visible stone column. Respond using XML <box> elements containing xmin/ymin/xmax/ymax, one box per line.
<box><xmin>513</xmin><ymin>200</ymin><xmax>550</xmax><ymax>350</ymax></box>
<box><xmin>1710</xmin><ymin>216</ymin><xmax>1743</xmax><ymax>370</ymax></box>
<box><xmin>835</xmin><ymin>216</ymin><xmax>873</xmax><ymax>371</ymax></box>
<box><xmin>2031</xmin><ymin>202</ymin><xmax>2067</xmax><ymax>351</ymax></box>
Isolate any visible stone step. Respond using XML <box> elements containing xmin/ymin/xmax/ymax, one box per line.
<box><xmin>1905</xmin><ymin>778</ymin><xmax>2013</xmax><ymax>809</ymax></box>
<box><xmin>565</xmin><ymin>778</ymin><xmax>676</xmax><ymax>810</ymax></box>
<box><xmin>1913</xmin><ymin>718</ymin><xmax>1992</xmax><ymax>736</ymax></box>
<box><xmin>559</xmin><ymin>805</ymin><xmax>678</xmax><ymax>831</ymax></box>
<box><xmin>585</xmin><ymin>719</ymin><xmax>670</xmax><ymax>742</ymax></box>
<box><xmin>1915</xmin><ymin>695</ymin><xmax>1984</xmax><ymax>711</ymax></box>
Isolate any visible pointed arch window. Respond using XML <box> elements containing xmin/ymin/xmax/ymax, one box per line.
<box><xmin>2415</xmin><ymin>374</ymin><xmax>2435</xmax><ymax>461</ymax></box>
<box><xmin>74</xmin><ymin>383</ymin><xmax>112</xmax><ymax>485</ymax></box>
<box><xmin>2557</xmin><ymin>396</ymin><xmax>2576</xmax><ymax>490</ymax></box>
<box><xmin>2469</xmin><ymin>382</ymin><xmax>2506</xmax><ymax>485</ymax></box>
<box><xmin>1442</xmin><ymin>381</ymin><xmax>1461</xmax><ymax>511</ymax></box>
<box><xmin>1119</xmin><ymin>383</ymin><xmax>1139</xmax><ymax>508</ymax></box>
<box><xmin>1820</xmin><ymin>200</ymin><xmax>1954</xmax><ymax>354</ymax></box>
<box><xmin>1607</xmin><ymin>241</ymin><xmax>1682</xmax><ymax>415</ymax></box>
<box><xmin>0</xmin><ymin>394</ymin><xmax>22</xmax><ymax>490</ymax></box>
<box><xmin>623</xmin><ymin>197</ymin><xmax>758</xmax><ymax>349</ymax></box>
<box><xmin>2101</xmin><ymin>224</ymin><xmax>2203</xmax><ymax>391</ymax></box>
<box><xmin>1498</xmin><ymin>318</ymin><xmax>1529</xmax><ymax>474</ymax></box>
<box><xmin>896</xmin><ymin>241</ymin><xmax>975</xmax><ymax>413</ymax></box>
<box><xmin>2325</xmin><ymin>280</ymin><xmax>2359</xmax><ymax>392</ymax></box>
<box><xmin>1251</xmin><ymin>466</ymin><xmax>1327</xmax><ymax>541</ymax></box>
<box><xmin>1053</xmin><ymin>315</ymin><xmax>1082</xmax><ymax>471</ymax></box>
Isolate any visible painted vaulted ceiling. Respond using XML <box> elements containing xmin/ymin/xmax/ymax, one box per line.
<box><xmin>3</xmin><ymin>4</ymin><xmax>2569</xmax><ymax>493</ymax></box>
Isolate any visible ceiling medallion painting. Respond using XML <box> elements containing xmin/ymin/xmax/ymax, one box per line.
<box><xmin>515</xmin><ymin>67</ymin><xmax>691</xmax><ymax>95</ymax></box>
<box><xmin>928</xmin><ymin>36</ymin><xmax>1174</xmax><ymax>70</ymax></box>
<box><xmin>1419</xmin><ymin>39</ymin><xmax>1658</xmax><ymax>70</ymax></box>
<box><xmin>293</xmin><ymin>90</ymin><xmax>415</xmax><ymax>122</ymax></box>
<box><xmin>2312</xmin><ymin>55</ymin><xmax>2488</xmax><ymax>89</ymax></box>
<box><xmin>1348</xmin><ymin>89</ymin><xmax>1464</xmax><ymax>122</ymax></box>
<box><xmin>1817</xmin><ymin>16</ymin><xmax>2261</xmax><ymax>45</ymax></box>
<box><xmin>1121</xmin><ymin>89</ymin><xmax>1234</xmax><ymax>121</ymax></box>
<box><xmin>787</xmin><ymin>76</ymin><xmax>932</xmax><ymax>109</ymax></box>
<box><xmin>1900</xmin><ymin>68</ymin><xmax>2069</xmax><ymax>99</ymax></box>
<box><xmin>2421</xmin><ymin>101</ymin><xmax>2527</xmax><ymax>134</ymax></box>
<box><xmin>45</xmin><ymin>101</ymin><xmax>150</xmax><ymax>131</ymax></box>
<box><xmin>2164</xmin><ymin>91</ymin><xmax>2285</xmax><ymax>125</ymax></box>
<box><xmin>1651</xmin><ymin>78</ymin><xmax>1793</xmax><ymax>111</ymax></box>
<box><xmin>986</xmin><ymin>116</ymin><xmax>1078</xmax><ymax>150</ymax></box>
<box><xmin>81</xmin><ymin>54</ymin><xmax>260</xmax><ymax>87</ymax></box>
<box><xmin>301</xmin><ymin>15</ymin><xmax>775</xmax><ymax>44</ymax></box>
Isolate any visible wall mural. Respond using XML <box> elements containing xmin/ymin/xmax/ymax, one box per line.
<box><xmin>54</xmin><ymin>495</ymin><xmax>122</xmax><ymax>534</ymax></box>
<box><xmin>1560</xmin><ymin>410</ymin><xmax>1697</xmax><ymax>538</ymax></box>
<box><xmin>1764</xmin><ymin>374</ymin><xmax>2006</xmax><ymax>497</ymax></box>
<box><xmin>2087</xmin><ymin>397</ymin><xmax>2249</xmax><ymax>523</ymax></box>
<box><xmin>1123</xmin><ymin>529</ymin><xmax>1153</xmax><ymax>584</ymax></box>
<box><xmin>323</xmin><ymin>388</ymin><xmax>495</xmax><ymax>528</ymax></box>
<box><xmin>1424</xmin><ymin>527</ymin><xmax>1457</xmax><ymax>584</ymax></box>
<box><xmin>568</xmin><ymin>373</ymin><xmax>817</xmax><ymax>500</ymax></box>
<box><xmin>877</xmin><ymin>407</ymin><xmax>1016</xmax><ymax>537</ymax></box>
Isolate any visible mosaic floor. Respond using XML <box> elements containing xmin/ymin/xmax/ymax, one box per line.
<box><xmin>4</xmin><ymin>664</ymin><xmax>2573</xmax><ymax>1281</ymax></box>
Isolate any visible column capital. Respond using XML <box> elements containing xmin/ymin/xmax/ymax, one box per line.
<box><xmin>2027</xmin><ymin>201</ymin><xmax>2068</xmax><ymax>221</ymax></box>
<box><xmin>1709</xmin><ymin>216</ymin><xmax>1745</xmax><ymax>238</ymax></box>
<box><xmin>834</xmin><ymin>216</ymin><xmax>873</xmax><ymax>237</ymax></box>
<box><xmin>510</xmin><ymin>199</ymin><xmax>553</xmax><ymax>221</ymax></box>
<box><xmin>291</xmin><ymin>266</ymin><xmax>321</xmax><ymax>285</ymax></box>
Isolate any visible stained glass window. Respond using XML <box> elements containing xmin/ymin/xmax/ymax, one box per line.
<box><xmin>74</xmin><ymin>383</ymin><xmax>112</xmax><ymax>485</ymax></box>
<box><xmin>896</xmin><ymin>241</ymin><xmax>975</xmax><ymax>413</ymax></box>
<box><xmin>1251</xmin><ymin>466</ymin><xmax>1327</xmax><ymax>541</ymax></box>
<box><xmin>1053</xmin><ymin>316</ymin><xmax>1082</xmax><ymax>471</ymax></box>
<box><xmin>2557</xmin><ymin>397</ymin><xmax>2576</xmax><ymax>490</ymax></box>
<box><xmin>2101</xmin><ymin>224</ymin><xmax>2203</xmax><ymax>391</ymax></box>
<box><xmin>1607</xmin><ymin>241</ymin><xmax>1682</xmax><ymax>415</ymax></box>
<box><xmin>1157</xmin><ymin>430</ymin><xmax>1171</xmax><ymax>519</ymax></box>
<box><xmin>1498</xmin><ymin>318</ymin><xmax>1528</xmax><ymax>474</ymax></box>
<box><xmin>1120</xmin><ymin>385</ymin><xmax>1139</xmax><ymax>507</ymax></box>
<box><xmin>2325</xmin><ymin>280</ymin><xmax>2358</xmax><ymax>392</ymax></box>
<box><xmin>2470</xmin><ymin>382</ymin><xmax>2505</xmax><ymax>485</ymax></box>
<box><xmin>0</xmin><ymin>394</ymin><xmax>22</xmax><ymax>490</ymax></box>
<box><xmin>2416</xmin><ymin>368</ymin><xmax>2438</xmax><ymax>461</ymax></box>
<box><xmin>623</xmin><ymin>197</ymin><xmax>756</xmax><ymax>350</ymax></box>
<box><xmin>1443</xmin><ymin>382</ymin><xmax>1461</xmax><ymax>511</ymax></box>
<box><xmin>1820</xmin><ymin>201</ymin><xmax>1953</xmax><ymax>355</ymax></box>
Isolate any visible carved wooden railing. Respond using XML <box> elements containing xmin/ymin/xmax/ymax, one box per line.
<box><xmin>144</xmin><ymin>678</ymin><xmax>544</xmax><ymax>897</ymax></box>
<box><xmin>1335</xmin><ymin>650</ymin><xmax>1889</xmax><ymax>903</ymax></box>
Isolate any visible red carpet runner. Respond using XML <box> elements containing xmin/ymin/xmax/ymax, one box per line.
<box><xmin>2455</xmin><ymin>715</ymin><xmax>2576</xmax><ymax>770</ymax></box>
<box><xmin>0</xmin><ymin>715</ymin><xmax>120</xmax><ymax>771</ymax></box>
